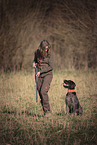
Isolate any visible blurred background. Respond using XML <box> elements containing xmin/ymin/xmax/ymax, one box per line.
<box><xmin>0</xmin><ymin>0</ymin><xmax>97</xmax><ymax>72</ymax></box>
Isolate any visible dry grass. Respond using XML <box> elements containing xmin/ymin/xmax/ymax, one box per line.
<box><xmin>0</xmin><ymin>70</ymin><xmax>97</xmax><ymax>145</ymax></box>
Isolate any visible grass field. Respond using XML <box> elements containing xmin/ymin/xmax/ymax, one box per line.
<box><xmin>0</xmin><ymin>70</ymin><xmax>97</xmax><ymax>145</ymax></box>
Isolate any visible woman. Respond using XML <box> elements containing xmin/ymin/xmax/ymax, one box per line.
<box><xmin>33</xmin><ymin>40</ymin><xmax>54</xmax><ymax>116</ymax></box>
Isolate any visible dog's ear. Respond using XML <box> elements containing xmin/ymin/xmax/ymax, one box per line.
<box><xmin>68</xmin><ymin>80</ymin><xmax>76</xmax><ymax>89</ymax></box>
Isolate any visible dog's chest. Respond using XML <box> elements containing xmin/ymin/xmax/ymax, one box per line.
<box><xmin>65</xmin><ymin>93</ymin><xmax>77</xmax><ymax>104</ymax></box>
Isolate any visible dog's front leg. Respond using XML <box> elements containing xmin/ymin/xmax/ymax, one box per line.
<box><xmin>66</xmin><ymin>105</ymin><xmax>69</xmax><ymax>114</ymax></box>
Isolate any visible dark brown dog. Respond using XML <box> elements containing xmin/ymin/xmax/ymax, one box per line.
<box><xmin>63</xmin><ymin>80</ymin><xmax>83</xmax><ymax>115</ymax></box>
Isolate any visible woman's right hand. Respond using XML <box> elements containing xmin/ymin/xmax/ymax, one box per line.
<box><xmin>36</xmin><ymin>71</ymin><xmax>40</xmax><ymax>77</ymax></box>
<box><xmin>33</xmin><ymin>62</ymin><xmax>36</xmax><ymax>68</ymax></box>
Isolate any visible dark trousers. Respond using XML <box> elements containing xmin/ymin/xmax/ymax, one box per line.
<box><xmin>37</xmin><ymin>74</ymin><xmax>53</xmax><ymax>114</ymax></box>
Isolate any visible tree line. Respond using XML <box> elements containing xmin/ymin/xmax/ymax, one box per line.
<box><xmin>0</xmin><ymin>0</ymin><xmax>97</xmax><ymax>72</ymax></box>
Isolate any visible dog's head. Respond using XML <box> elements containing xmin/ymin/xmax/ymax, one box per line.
<box><xmin>63</xmin><ymin>80</ymin><xmax>76</xmax><ymax>89</ymax></box>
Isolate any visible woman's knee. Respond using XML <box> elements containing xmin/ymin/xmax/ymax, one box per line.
<box><xmin>41</xmin><ymin>87</ymin><xmax>48</xmax><ymax>96</ymax></box>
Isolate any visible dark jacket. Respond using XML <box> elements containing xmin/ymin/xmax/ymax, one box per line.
<box><xmin>33</xmin><ymin>49</ymin><xmax>54</xmax><ymax>77</ymax></box>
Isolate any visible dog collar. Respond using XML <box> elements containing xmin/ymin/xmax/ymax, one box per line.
<box><xmin>68</xmin><ymin>89</ymin><xmax>75</xmax><ymax>93</ymax></box>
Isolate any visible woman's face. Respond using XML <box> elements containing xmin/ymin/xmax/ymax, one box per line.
<box><xmin>39</xmin><ymin>47</ymin><xmax>47</xmax><ymax>57</ymax></box>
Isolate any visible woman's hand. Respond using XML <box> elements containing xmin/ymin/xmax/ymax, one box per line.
<box><xmin>36</xmin><ymin>72</ymin><xmax>40</xmax><ymax>77</ymax></box>
<box><xmin>33</xmin><ymin>62</ymin><xmax>36</xmax><ymax>68</ymax></box>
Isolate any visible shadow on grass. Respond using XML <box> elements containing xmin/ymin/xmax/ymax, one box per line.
<box><xmin>56</xmin><ymin>112</ymin><xmax>66</xmax><ymax>116</ymax></box>
<box><xmin>25</xmin><ymin>111</ymin><xmax>44</xmax><ymax>117</ymax></box>
<box><xmin>2</xmin><ymin>108</ymin><xmax>43</xmax><ymax>118</ymax></box>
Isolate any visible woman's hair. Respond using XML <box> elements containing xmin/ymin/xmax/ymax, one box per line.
<box><xmin>39</xmin><ymin>40</ymin><xmax>51</xmax><ymax>57</ymax></box>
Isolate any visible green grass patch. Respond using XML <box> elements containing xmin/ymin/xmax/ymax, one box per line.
<box><xmin>0</xmin><ymin>70</ymin><xmax>97</xmax><ymax>145</ymax></box>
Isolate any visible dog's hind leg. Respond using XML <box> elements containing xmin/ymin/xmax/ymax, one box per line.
<box><xmin>79</xmin><ymin>104</ymin><xmax>83</xmax><ymax>115</ymax></box>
